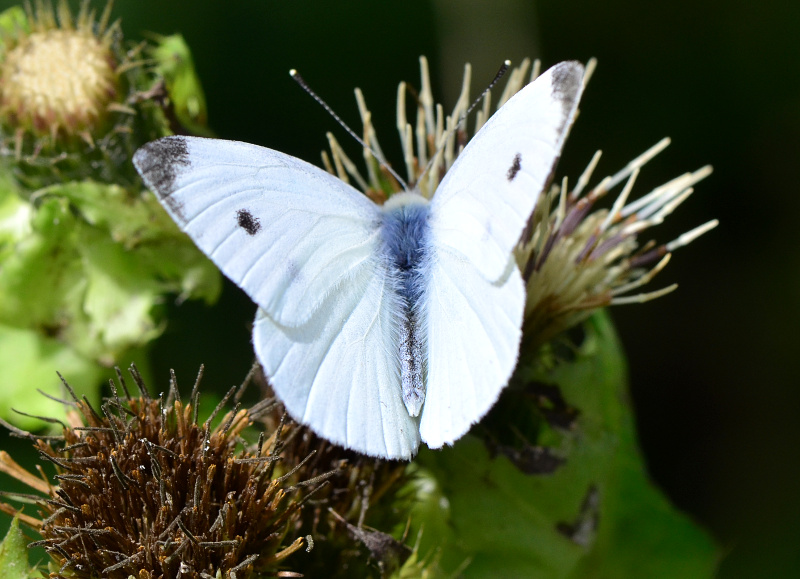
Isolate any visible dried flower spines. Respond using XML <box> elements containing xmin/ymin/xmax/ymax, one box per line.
<box><xmin>0</xmin><ymin>365</ymin><xmax>418</xmax><ymax>577</ymax></box>
<box><xmin>2</xmin><ymin>367</ymin><xmax>315</xmax><ymax>578</ymax></box>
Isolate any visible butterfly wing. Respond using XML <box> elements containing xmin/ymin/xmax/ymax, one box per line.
<box><xmin>427</xmin><ymin>61</ymin><xmax>585</xmax><ymax>282</ymax></box>
<box><xmin>420</xmin><ymin>61</ymin><xmax>585</xmax><ymax>447</ymax></box>
<box><xmin>134</xmin><ymin>136</ymin><xmax>418</xmax><ymax>458</ymax></box>
<box><xmin>419</xmin><ymin>250</ymin><xmax>524</xmax><ymax>448</ymax></box>
<box><xmin>253</xmin><ymin>268</ymin><xmax>420</xmax><ymax>459</ymax></box>
<box><xmin>133</xmin><ymin>136</ymin><xmax>381</xmax><ymax>327</ymax></box>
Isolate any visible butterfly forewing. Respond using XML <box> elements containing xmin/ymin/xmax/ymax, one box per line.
<box><xmin>133</xmin><ymin>137</ymin><xmax>382</xmax><ymax>327</ymax></box>
<box><xmin>428</xmin><ymin>61</ymin><xmax>585</xmax><ymax>283</ymax></box>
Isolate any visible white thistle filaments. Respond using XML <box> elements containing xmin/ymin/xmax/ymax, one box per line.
<box><xmin>518</xmin><ymin>135</ymin><xmax>716</xmax><ymax>346</ymax></box>
<box><xmin>320</xmin><ymin>57</ymin><xmax>716</xmax><ymax>349</ymax></box>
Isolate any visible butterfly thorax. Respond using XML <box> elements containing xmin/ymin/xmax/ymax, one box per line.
<box><xmin>381</xmin><ymin>192</ymin><xmax>430</xmax><ymax>418</ymax></box>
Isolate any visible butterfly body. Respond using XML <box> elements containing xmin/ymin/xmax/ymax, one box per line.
<box><xmin>379</xmin><ymin>192</ymin><xmax>430</xmax><ymax>416</ymax></box>
<box><xmin>133</xmin><ymin>61</ymin><xmax>585</xmax><ymax>459</ymax></box>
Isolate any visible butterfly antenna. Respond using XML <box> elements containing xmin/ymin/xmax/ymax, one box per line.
<box><xmin>416</xmin><ymin>60</ymin><xmax>511</xmax><ymax>186</ymax></box>
<box><xmin>464</xmin><ymin>59</ymin><xmax>511</xmax><ymax>121</ymax></box>
<box><xmin>290</xmin><ymin>69</ymin><xmax>409</xmax><ymax>190</ymax></box>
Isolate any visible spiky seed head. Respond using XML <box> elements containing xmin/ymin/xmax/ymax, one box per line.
<box><xmin>0</xmin><ymin>1</ymin><xmax>119</xmax><ymax>144</ymax></box>
<box><xmin>0</xmin><ymin>366</ymin><xmax>317</xmax><ymax>578</ymax></box>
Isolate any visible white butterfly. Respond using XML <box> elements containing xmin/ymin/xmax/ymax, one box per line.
<box><xmin>133</xmin><ymin>61</ymin><xmax>584</xmax><ymax>459</ymax></box>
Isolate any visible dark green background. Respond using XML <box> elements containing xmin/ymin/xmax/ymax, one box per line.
<box><xmin>3</xmin><ymin>1</ymin><xmax>798</xmax><ymax>577</ymax></box>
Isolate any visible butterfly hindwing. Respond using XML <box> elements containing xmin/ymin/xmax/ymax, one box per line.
<box><xmin>419</xmin><ymin>248</ymin><xmax>524</xmax><ymax>448</ymax></box>
<box><xmin>253</xmin><ymin>265</ymin><xmax>420</xmax><ymax>459</ymax></box>
<box><xmin>133</xmin><ymin>136</ymin><xmax>382</xmax><ymax>327</ymax></box>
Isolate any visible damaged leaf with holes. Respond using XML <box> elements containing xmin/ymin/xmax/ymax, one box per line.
<box><xmin>404</xmin><ymin>311</ymin><xmax>717</xmax><ymax>578</ymax></box>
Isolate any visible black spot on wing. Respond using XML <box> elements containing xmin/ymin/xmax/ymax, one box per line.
<box><xmin>133</xmin><ymin>136</ymin><xmax>191</xmax><ymax>219</ymax></box>
<box><xmin>507</xmin><ymin>153</ymin><xmax>522</xmax><ymax>181</ymax></box>
<box><xmin>236</xmin><ymin>208</ymin><xmax>261</xmax><ymax>236</ymax></box>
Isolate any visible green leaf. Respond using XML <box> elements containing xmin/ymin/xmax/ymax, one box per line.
<box><xmin>409</xmin><ymin>311</ymin><xmax>718</xmax><ymax>578</ymax></box>
<box><xmin>0</xmin><ymin>195</ymin><xmax>84</xmax><ymax>329</ymax></box>
<box><xmin>0</xmin><ymin>174</ymin><xmax>31</xmax><ymax>264</ymax></box>
<box><xmin>0</xmin><ymin>323</ymin><xmax>103</xmax><ymax>430</ymax></box>
<box><xmin>0</xmin><ymin>180</ymin><xmax>220</xmax><ymax>352</ymax></box>
<box><xmin>150</xmin><ymin>34</ymin><xmax>213</xmax><ymax>136</ymax></box>
<box><xmin>0</xmin><ymin>179</ymin><xmax>219</xmax><ymax>423</ymax></box>
<box><xmin>0</xmin><ymin>6</ymin><xmax>28</xmax><ymax>45</ymax></box>
<box><xmin>0</xmin><ymin>516</ymin><xmax>32</xmax><ymax>579</ymax></box>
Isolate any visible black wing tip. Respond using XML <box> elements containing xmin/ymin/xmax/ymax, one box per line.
<box><xmin>132</xmin><ymin>136</ymin><xmax>191</xmax><ymax>198</ymax></box>
<box><xmin>133</xmin><ymin>135</ymin><xmax>189</xmax><ymax>167</ymax></box>
<box><xmin>549</xmin><ymin>61</ymin><xmax>585</xmax><ymax>104</ymax></box>
<box><xmin>552</xmin><ymin>60</ymin><xmax>585</xmax><ymax>74</ymax></box>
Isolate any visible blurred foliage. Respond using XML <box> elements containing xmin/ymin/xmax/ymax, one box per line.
<box><xmin>0</xmin><ymin>3</ymin><xmax>221</xmax><ymax>427</ymax></box>
<box><xmin>149</xmin><ymin>33</ymin><xmax>213</xmax><ymax>137</ymax></box>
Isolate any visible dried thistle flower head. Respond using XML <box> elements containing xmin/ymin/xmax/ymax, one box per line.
<box><xmin>321</xmin><ymin>56</ymin><xmax>717</xmax><ymax>352</ymax></box>
<box><xmin>0</xmin><ymin>0</ymin><xmax>119</xmax><ymax>148</ymax></box>
<box><xmin>0</xmin><ymin>365</ymin><xmax>418</xmax><ymax>578</ymax></box>
<box><xmin>0</xmin><ymin>365</ymin><xmax>325</xmax><ymax>579</ymax></box>
<box><xmin>252</xmin><ymin>369</ymin><xmax>414</xmax><ymax>578</ymax></box>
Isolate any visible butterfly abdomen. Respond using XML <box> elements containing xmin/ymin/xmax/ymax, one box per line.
<box><xmin>381</xmin><ymin>193</ymin><xmax>431</xmax><ymax>417</ymax></box>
